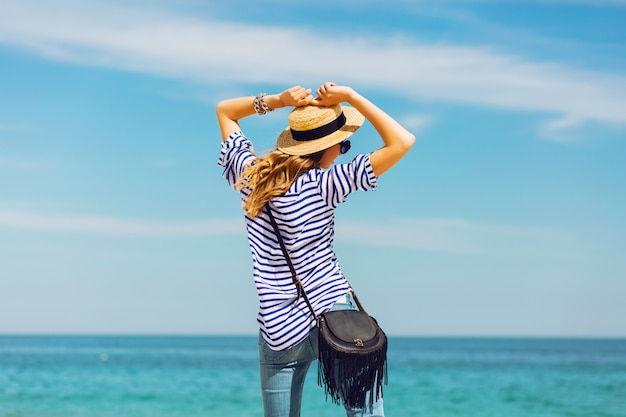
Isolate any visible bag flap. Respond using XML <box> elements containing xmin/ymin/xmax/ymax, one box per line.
<box><xmin>322</xmin><ymin>310</ymin><xmax>377</xmax><ymax>343</ymax></box>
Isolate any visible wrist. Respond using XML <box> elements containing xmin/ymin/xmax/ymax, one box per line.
<box><xmin>344</xmin><ymin>88</ymin><xmax>359</xmax><ymax>105</ymax></box>
<box><xmin>253</xmin><ymin>93</ymin><xmax>275</xmax><ymax>115</ymax></box>
<box><xmin>263</xmin><ymin>94</ymin><xmax>283</xmax><ymax>110</ymax></box>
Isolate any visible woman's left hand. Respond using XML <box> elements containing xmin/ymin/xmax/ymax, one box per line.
<box><xmin>312</xmin><ymin>82</ymin><xmax>354</xmax><ymax>106</ymax></box>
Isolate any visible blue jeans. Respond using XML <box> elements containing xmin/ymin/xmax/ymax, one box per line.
<box><xmin>258</xmin><ymin>293</ymin><xmax>385</xmax><ymax>417</ymax></box>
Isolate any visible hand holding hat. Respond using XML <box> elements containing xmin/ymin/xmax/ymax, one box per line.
<box><xmin>311</xmin><ymin>82</ymin><xmax>355</xmax><ymax>107</ymax></box>
<box><xmin>276</xmin><ymin>82</ymin><xmax>364</xmax><ymax>156</ymax></box>
<box><xmin>278</xmin><ymin>85</ymin><xmax>315</xmax><ymax>108</ymax></box>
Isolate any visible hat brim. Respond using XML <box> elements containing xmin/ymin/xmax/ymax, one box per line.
<box><xmin>276</xmin><ymin>106</ymin><xmax>365</xmax><ymax>156</ymax></box>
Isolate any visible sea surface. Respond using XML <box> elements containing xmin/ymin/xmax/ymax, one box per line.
<box><xmin>0</xmin><ymin>335</ymin><xmax>624</xmax><ymax>417</ymax></box>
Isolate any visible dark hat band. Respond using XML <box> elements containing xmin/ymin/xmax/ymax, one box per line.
<box><xmin>290</xmin><ymin>112</ymin><xmax>347</xmax><ymax>142</ymax></box>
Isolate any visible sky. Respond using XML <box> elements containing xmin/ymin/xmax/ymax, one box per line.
<box><xmin>1</xmin><ymin>0</ymin><xmax>625</xmax><ymax>337</ymax></box>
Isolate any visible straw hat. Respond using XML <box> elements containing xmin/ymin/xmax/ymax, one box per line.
<box><xmin>276</xmin><ymin>104</ymin><xmax>365</xmax><ymax>156</ymax></box>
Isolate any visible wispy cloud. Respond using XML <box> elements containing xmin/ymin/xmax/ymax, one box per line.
<box><xmin>0</xmin><ymin>210</ymin><xmax>244</xmax><ymax>237</ymax></box>
<box><xmin>1</xmin><ymin>0</ymin><xmax>625</xmax><ymax>137</ymax></box>
<box><xmin>400</xmin><ymin>114</ymin><xmax>432</xmax><ymax>131</ymax></box>
<box><xmin>256</xmin><ymin>0</ymin><xmax>626</xmax><ymax>5</ymax></box>
<box><xmin>0</xmin><ymin>208</ymin><xmax>576</xmax><ymax>256</ymax></box>
<box><xmin>0</xmin><ymin>159</ymin><xmax>46</xmax><ymax>169</ymax></box>
<box><xmin>0</xmin><ymin>123</ymin><xmax>33</xmax><ymax>132</ymax></box>
<box><xmin>501</xmin><ymin>0</ymin><xmax>626</xmax><ymax>4</ymax></box>
<box><xmin>336</xmin><ymin>218</ymin><xmax>576</xmax><ymax>256</ymax></box>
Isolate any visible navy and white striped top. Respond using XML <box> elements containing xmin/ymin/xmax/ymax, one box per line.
<box><xmin>218</xmin><ymin>131</ymin><xmax>378</xmax><ymax>351</ymax></box>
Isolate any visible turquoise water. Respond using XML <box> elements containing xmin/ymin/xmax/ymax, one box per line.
<box><xmin>1</xmin><ymin>336</ymin><xmax>625</xmax><ymax>417</ymax></box>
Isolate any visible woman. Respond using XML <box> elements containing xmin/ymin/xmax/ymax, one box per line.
<box><xmin>216</xmin><ymin>82</ymin><xmax>415</xmax><ymax>417</ymax></box>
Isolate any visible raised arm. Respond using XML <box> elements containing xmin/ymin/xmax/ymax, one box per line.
<box><xmin>314</xmin><ymin>83</ymin><xmax>415</xmax><ymax>177</ymax></box>
<box><xmin>216</xmin><ymin>86</ymin><xmax>314</xmax><ymax>141</ymax></box>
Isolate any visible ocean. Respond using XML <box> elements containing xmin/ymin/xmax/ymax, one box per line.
<box><xmin>1</xmin><ymin>335</ymin><xmax>624</xmax><ymax>417</ymax></box>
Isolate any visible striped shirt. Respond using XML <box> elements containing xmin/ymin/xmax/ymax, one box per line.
<box><xmin>218</xmin><ymin>131</ymin><xmax>378</xmax><ymax>351</ymax></box>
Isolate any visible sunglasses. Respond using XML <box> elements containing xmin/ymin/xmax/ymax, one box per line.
<box><xmin>340</xmin><ymin>140</ymin><xmax>351</xmax><ymax>155</ymax></box>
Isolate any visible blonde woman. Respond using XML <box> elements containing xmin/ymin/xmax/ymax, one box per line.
<box><xmin>216</xmin><ymin>82</ymin><xmax>415</xmax><ymax>417</ymax></box>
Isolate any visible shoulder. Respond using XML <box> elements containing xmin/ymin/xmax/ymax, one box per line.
<box><xmin>223</xmin><ymin>131</ymin><xmax>252</xmax><ymax>149</ymax></box>
<box><xmin>326</xmin><ymin>154</ymin><xmax>377</xmax><ymax>183</ymax></box>
<box><xmin>218</xmin><ymin>131</ymin><xmax>255</xmax><ymax>167</ymax></box>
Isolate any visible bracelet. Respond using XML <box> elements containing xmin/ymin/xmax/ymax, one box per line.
<box><xmin>253</xmin><ymin>93</ymin><xmax>274</xmax><ymax>115</ymax></box>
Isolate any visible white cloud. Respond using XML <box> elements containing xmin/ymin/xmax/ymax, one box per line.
<box><xmin>0</xmin><ymin>0</ymin><xmax>625</xmax><ymax>135</ymax></box>
<box><xmin>400</xmin><ymin>0</ymin><xmax>626</xmax><ymax>4</ymax></box>
<box><xmin>0</xmin><ymin>159</ymin><xmax>46</xmax><ymax>169</ymax></box>
<box><xmin>0</xmin><ymin>123</ymin><xmax>33</xmax><ymax>132</ymax></box>
<box><xmin>0</xmin><ymin>209</ymin><xmax>574</xmax><ymax>255</ymax></box>
<box><xmin>399</xmin><ymin>114</ymin><xmax>432</xmax><ymax>131</ymax></box>
<box><xmin>0</xmin><ymin>210</ymin><xmax>245</xmax><ymax>237</ymax></box>
<box><xmin>509</xmin><ymin>0</ymin><xmax>626</xmax><ymax>4</ymax></box>
<box><xmin>336</xmin><ymin>218</ymin><xmax>575</xmax><ymax>256</ymax></box>
<box><xmin>0</xmin><ymin>123</ymin><xmax>29</xmax><ymax>131</ymax></box>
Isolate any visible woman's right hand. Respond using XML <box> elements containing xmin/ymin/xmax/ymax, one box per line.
<box><xmin>217</xmin><ymin>85</ymin><xmax>313</xmax><ymax>141</ymax></box>
<box><xmin>313</xmin><ymin>82</ymin><xmax>416</xmax><ymax>177</ymax></box>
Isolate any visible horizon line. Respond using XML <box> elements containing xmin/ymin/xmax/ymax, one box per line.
<box><xmin>1</xmin><ymin>332</ymin><xmax>624</xmax><ymax>340</ymax></box>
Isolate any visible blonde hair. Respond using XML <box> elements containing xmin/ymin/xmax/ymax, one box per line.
<box><xmin>235</xmin><ymin>150</ymin><xmax>323</xmax><ymax>218</ymax></box>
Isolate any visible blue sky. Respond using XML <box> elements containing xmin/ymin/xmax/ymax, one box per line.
<box><xmin>1</xmin><ymin>0</ymin><xmax>625</xmax><ymax>337</ymax></box>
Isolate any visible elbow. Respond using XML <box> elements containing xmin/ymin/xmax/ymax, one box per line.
<box><xmin>216</xmin><ymin>100</ymin><xmax>239</xmax><ymax>126</ymax></box>
<box><xmin>401</xmin><ymin>132</ymin><xmax>416</xmax><ymax>154</ymax></box>
<box><xmin>407</xmin><ymin>132</ymin><xmax>416</xmax><ymax>148</ymax></box>
<box><xmin>216</xmin><ymin>99</ymin><xmax>238</xmax><ymax>120</ymax></box>
<box><xmin>215</xmin><ymin>100</ymin><xmax>228</xmax><ymax>118</ymax></box>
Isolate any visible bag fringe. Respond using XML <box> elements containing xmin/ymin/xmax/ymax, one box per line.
<box><xmin>317</xmin><ymin>333</ymin><xmax>388</xmax><ymax>409</ymax></box>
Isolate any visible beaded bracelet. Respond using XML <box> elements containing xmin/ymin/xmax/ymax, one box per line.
<box><xmin>253</xmin><ymin>93</ymin><xmax>274</xmax><ymax>115</ymax></box>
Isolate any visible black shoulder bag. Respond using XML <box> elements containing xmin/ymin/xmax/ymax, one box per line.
<box><xmin>266</xmin><ymin>205</ymin><xmax>388</xmax><ymax>409</ymax></box>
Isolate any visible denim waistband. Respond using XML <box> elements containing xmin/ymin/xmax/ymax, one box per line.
<box><xmin>335</xmin><ymin>294</ymin><xmax>349</xmax><ymax>304</ymax></box>
<box><xmin>331</xmin><ymin>292</ymin><xmax>357</xmax><ymax>311</ymax></box>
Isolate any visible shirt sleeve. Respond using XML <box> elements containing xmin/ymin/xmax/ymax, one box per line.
<box><xmin>318</xmin><ymin>153</ymin><xmax>378</xmax><ymax>208</ymax></box>
<box><xmin>217</xmin><ymin>131</ymin><xmax>256</xmax><ymax>188</ymax></box>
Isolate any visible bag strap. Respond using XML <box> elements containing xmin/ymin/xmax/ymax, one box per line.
<box><xmin>265</xmin><ymin>204</ymin><xmax>318</xmax><ymax>321</ymax></box>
